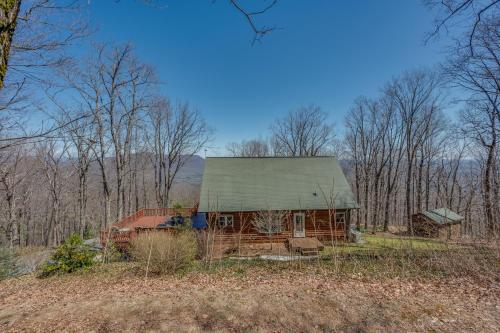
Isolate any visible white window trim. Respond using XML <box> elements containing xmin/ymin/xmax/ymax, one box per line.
<box><xmin>218</xmin><ymin>214</ymin><xmax>234</xmax><ymax>228</ymax></box>
<box><xmin>335</xmin><ymin>212</ymin><xmax>346</xmax><ymax>224</ymax></box>
<box><xmin>294</xmin><ymin>212</ymin><xmax>305</xmax><ymax>222</ymax></box>
<box><xmin>293</xmin><ymin>212</ymin><xmax>306</xmax><ymax>237</ymax></box>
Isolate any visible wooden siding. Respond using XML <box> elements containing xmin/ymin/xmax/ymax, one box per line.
<box><xmin>101</xmin><ymin>208</ymin><xmax>352</xmax><ymax>250</ymax></box>
<box><xmin>411</xmin><ymin>213</ymin><xmax>461</xmax><ymax>240</ymax></box>
<box><xmin>208</xmin><ymin>209</ymin><xmax>349</xmax><ymax>243</ymax></box>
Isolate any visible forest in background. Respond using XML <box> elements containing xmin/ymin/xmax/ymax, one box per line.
<box><xmin>0</xmin><ymin>0</ymin><xmax>498</xmax><ymax>246</ymax></box>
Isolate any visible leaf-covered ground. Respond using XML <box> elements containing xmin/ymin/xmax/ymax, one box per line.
<box><xmin>0</xmin><ymin>263</ymin><xmax>499</xmax><ymax>332</ymax></box>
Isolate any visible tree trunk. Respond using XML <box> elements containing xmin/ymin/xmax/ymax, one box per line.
<box><xmin>484</xmin><ymin>143</ymin><xmax>495</xmax><ymax>237</ymax></box>
<box><xmin>355</xmin><ymin>161</ymin><xmax>361</xmax><ymax>230</ymax></box>
<box><xmin>425</xmin><ymin>158</ymin><xmax>431</xmax><ymax>211</ymax></box>
<box><xmin>78</xmin><ymin>172</ymin><xmax>88</xmax><ymax>236</ymax></box>
<box><xmin>103</xmin><ymin>188</ymin><xmax>111</xmax><ymax>229</ymax></box>
<box><xmin>383</xmin><ymin>174</ymin><xmax>392</xmax><ymax>232</ymax></box>
<box><xmin>371</xmin><ymin>174</ymin><xmax>381</xmax><ymax>234</ymax></box>
<box><xmin>363</xmin><ymin>173</ymin><xmax>369</xmax><ymax>230</ymax></box>
<box><xmin>406</xmin><ymin>161</ymin><xmax>413</xmax><ymax>235</ymax></box>
<box><xmin>416</xmin><ymin>155</ymin><xmax>424</xmax><ymax>212</ymax></box>
<box><xmin>142</xmin><ymin>167</ymin><xmax>148</xmax><ymax>208</ymax></box>
<box><xmin>116</xmin><ymin>163</ymin><xmax>123</xmax><ymax>220</ymax></box>
<box><xmin>0</xmin><ymin>0</ymin><xmax>21</xmax><ymax>88</ymax></box>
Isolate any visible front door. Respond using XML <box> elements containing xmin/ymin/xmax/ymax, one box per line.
<box><xmin>293</xmin><ymin>213</ymin><xmax>305</xmax><ymax>237</ymax></box>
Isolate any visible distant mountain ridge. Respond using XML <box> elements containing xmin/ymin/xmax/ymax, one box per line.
<box><xmin>175</xmin><ymin>155</ymin><xmax>205</xmax><ymax>185</ymax></box>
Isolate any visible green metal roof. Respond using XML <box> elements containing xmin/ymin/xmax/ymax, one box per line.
<box><xmin>198</xmin><ymin>157</ymin><xmax>359</xmax><ymax>212</ymax></box>
<box><xmin>422</xmin><ymin>208</ymin><xmax>464</xmax><ymax>225</ymax></box>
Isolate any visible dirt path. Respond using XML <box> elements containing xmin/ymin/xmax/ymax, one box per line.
<box><xmin>0</xmin><ymin>265</ymin><xmax>499</xmax><ymax>332</ymax></box>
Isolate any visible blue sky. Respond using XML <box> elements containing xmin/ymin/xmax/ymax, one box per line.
<box><xmin>85</xmin><ymin>0</ymin><xmax>449</xmax><ymax>155</ymax></box>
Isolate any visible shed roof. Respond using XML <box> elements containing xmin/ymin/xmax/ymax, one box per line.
<box><xmin>198</xmin><ymin>156</ymin><xmax>358</xmax><ymax>212</ymax></box>
<box><xmin>422</xmin><ymin>208</ymin><xmax>464</xmax><ymax>225</ymax></box>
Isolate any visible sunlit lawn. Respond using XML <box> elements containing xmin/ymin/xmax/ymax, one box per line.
<box><xmin>322</xmin><ymin>234</ymin><xmax>462</xmax><ymax>256</ymax></box>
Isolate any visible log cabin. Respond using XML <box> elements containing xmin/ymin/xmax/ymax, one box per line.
<box><xmin>198</xmin><ymin>157</ymin><xmax>359</xmax><ymax>245</ymax></box>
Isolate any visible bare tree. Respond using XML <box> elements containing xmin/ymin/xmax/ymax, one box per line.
<box><xmin>461</xmin><ymin>103</ymin><xmax>498</xmax><ymax>234</ymax></box>
<box><xmin>425</xmin><ymin>0</ymin><xmax>499</xmax><ymax>55</ymax></box>
<box><xmin>8</xmin><ymin>1</ymin><xmax>88</xmax><ymax>84</ymax></box>
<box><xmin>61</xmin><ymin>110</ymin><xmax>95</xmax><ymax>236</ymax></box>
<box><xmin>381</xmin><ymin>97</ymin><xmax>405</xmax><ymax>231</ymax></box>
<box><xmin>385</xmin><ymin>70</ymin><xmax>442</xmax><ymax>233</ymax></box>
<box><xmin>368</xmin><ymin>101</ymin><xmax>394</xmax><ymax>234</ymax></box>
<box><xmin>146</xmin><ymin>97</ymin><xmax>211</xmax><ymax>208</ymax></box>
<box><xmin>0</xmin><ymin>0</ymin><xmax>21</xmax><ymax>89</ymax></box>
<box><xmin>62</xmin><ymin>44</ymin><xmax>156</xmax><ymax>224</ymax></box>
<box><xmin>38</xmin><ymin>140</ymin><xmax>71</xmax><ymax>246</ymax></box>
<box><xmin>0</xmin><ymin>0</ymin><xmax>89</xmax><ymax>156</ymax></box>
<box><xmin>431</xmin><ymin>0</ymin><xmax>499</xmax><ymax>235</ymax></box>
<box><xmin>251</xmin><ymin>209</ymin><xmax>287</xmax><ymax>249</ymax></box>
<box><xmin>271</xmin><ymin>105</ymin><xmax>335</xmax><ymax>157</ymax></box>
<box><xmin>0</xmin><ymin>145</ymin><xmax>29</xmax><ymax>245</ymax></box>
<box><xmin>343</xmin><ymin>70</ymin><xmax>473</xmax><ymax>237</ymax></box>
<box><xmin>317</xmin><ymin>177</ymin><xmax>341</xmax><ymax>247</ymax></box>
<box><xmin>345</xmin><ymin>98</ymin><xmax>381</xmax><ymax>230</ymax></box>
<box><xmin>228</xmin><ymin>0</ymin><xmax>279</xmax><ymax>44</ymax></box>
<box><xmin>227</xmin><ymin>138</ymin><xmax>270</xmax><ymax>157</ymax></box>
<box><xmin>0</xmin><ymin>0</ymin><xmax>279</xmax><ymax>89</ymax></box>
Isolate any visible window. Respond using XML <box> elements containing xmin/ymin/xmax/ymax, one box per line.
<box><xmin>335</xmin><ymin>212</ymin><xmax>345</xmax><ymax>226</ymax></box>
<box><xmin>316</xmin><ymin>212</ymin><xmax>346</xmax><ymax>227</ymax></box>
<box><xmin>293</xmin><ymin>213</ymin><xmax>305</xmax><ymax>237</ymax></box>
<box><xmin>218</xmin><ymin>215</ymin><xmax>234</xmax><ymax>228</ymax></box>
<box><xmin>294</xmin><ymin>213</ymin><xmax>305</xmax><ymax>231</ymax></box>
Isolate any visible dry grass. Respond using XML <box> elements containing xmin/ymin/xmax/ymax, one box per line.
<box><xmin>130</xmin><ymin>231</ymin><xmax>197</xmax><ymax>274</ymax></box>
<box><xmin>207</xmin><ymin>234</ymin><xmax>499</xmax><ymax>280</ymax></box>
<box><xmin>0</xmin><ymin>261</ymin><xmax>498</xmax><ymax>332</ymax></box>
<box><xmin>317</xmin><ymin>234</ymin><xmax>500</xmax><ymax>279</ymax></box>
<box><xmin>1</xmin><ymin>235</ymin><xmax>498</xmax><ymax>332</ymax></box>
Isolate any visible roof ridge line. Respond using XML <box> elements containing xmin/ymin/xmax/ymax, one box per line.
<box><xmin>430</xmin><ymin>208</ymin><xmax>452</xmax><ymax>219</ymax></box>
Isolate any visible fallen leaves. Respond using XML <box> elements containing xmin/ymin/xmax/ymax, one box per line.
<box><xmin>0</xmin><ymin>262</ymin><xmax>498</xmax><ymax>332</ymax></box>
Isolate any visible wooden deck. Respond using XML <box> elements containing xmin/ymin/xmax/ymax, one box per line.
<box><xmin>100</xmin><ymin>208</ymin><xmax>193</xmax><ymax>250</ymax></box>
<box><xmin>114</xmin><ymin>208</ymin><xmax>193</xmax><ymax>228</ymax></box>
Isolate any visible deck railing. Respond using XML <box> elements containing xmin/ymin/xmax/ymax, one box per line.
<box><xmin>100</xmin><ymin>207</ymin><xmax>194</xmax><ymax>248</ymax></box>
<box><xmin>212</xmin><ymin>229</ymin><xmax>346</xmax><ymax>244</ymax></box>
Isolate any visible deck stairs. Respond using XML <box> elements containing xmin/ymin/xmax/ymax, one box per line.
<box><xmin>286</xmin><ymin>237</ymin><xmax>324</xmax><ymax>256</ymax></box>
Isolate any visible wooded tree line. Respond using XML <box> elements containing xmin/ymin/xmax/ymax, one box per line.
<box><xmin>0</xmin><ymin>0</ymin><xmax>498</xmax><ymax>246</ymax></box>
<box><xmin>0</xmin><ymin>44</ymin><xmax>211</xmax><ymax>247</ymax></box>
<box><xmin>344</xmin><ymin>70</ymin><xmax>498</xmax><ymax>238</ymax></box>
<box><xmin>227</xmin><ymin>0</ymin><xmax>500</xmax><ymax>238</ymax></box>
<box><xmin>228</xmin><ymin>0</ymin><xmax>500</xmax><ymax>237</ymax></box>
<box><xmin>0</xmin><ymin>0</ymin><xmax>276</xmax><ymax>247</ymax></box>
<box><xmin>227</xmin><ymin>68</ymin><xmax>498</xmax><ymax>238</ymax></box>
